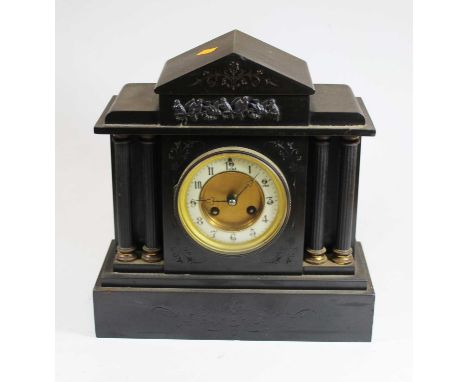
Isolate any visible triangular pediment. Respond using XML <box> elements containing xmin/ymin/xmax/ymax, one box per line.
<box><xmin>155</xmin><ymin>30</ymin><xmax>314</xmax><ymax>95</ymax></box>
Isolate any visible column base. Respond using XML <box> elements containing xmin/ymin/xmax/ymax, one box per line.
<box><xmin>332</xmin><ymin>248</ymin><xmax>353</xmax><ymax>265</ymax></box>
<box><xmin>116</xmin><ymin>247</ymin><xmax>137</xmax><ymax>262</ymax></box>
<box><xmin>304</xmin><ymin>247</ymin><xmax>327</xmax><ymax>265</ymax></box>
<box><xmin>141</xmin><ymin>246</ymin><xmax>163</xmax><ymax>263</ymax></box>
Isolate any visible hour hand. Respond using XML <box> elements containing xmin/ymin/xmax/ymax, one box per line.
<box><xmin>196</xmin><ymin>197</ymin><xmax>227</xmax><ymax>203</ymax></box>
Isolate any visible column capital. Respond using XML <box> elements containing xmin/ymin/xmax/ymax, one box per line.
<box><xmin>313</xmin><ymin>136</ymin><xmax>331</xmax><ymax>142</ymax></box>
<box><xmin>342</xmin><ymin>135</ymin><xmax>360</xmax><ymax>143</ymax></box>
<box><xmin>139</xmin><ymin>134</ymin><xmax>157</xmax><ymax>142</ymax></box>
<box><xmin>112</xmin><ymin>134</ymin><xmax>131</xmax><ymax>142</ymax></box>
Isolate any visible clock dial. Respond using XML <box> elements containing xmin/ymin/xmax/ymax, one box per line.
<box><xmin>176</xmin><ymin>147</ymin><xmax>290</xmax><ymax>254</ymax></box>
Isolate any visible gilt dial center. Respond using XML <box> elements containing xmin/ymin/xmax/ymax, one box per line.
<box><xmin>199</xmin><ymin>171</ymin><xmax>264</xmax><ymax>231</ymax></box>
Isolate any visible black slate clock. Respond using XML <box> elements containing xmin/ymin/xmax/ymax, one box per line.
<box><xmin>93</xmin><ymin>30</ymin><xmax>376</xmax><ymax>341</ymax></box>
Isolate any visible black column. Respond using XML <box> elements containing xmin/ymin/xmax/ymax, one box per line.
<box><xmin>305</xmin><ymin>137</ymin><xmax>330</xmax><ymax>264</ymax></box>
<box><xmin>333</xmin><ymin>136</ymin><xmax>360</xmax><ymax>265</ymax></box>
<box><xmin>113</xmin><ymin>135</ymin><xmax>136</xmax><ymax>262</ymax></box>
<box><xmin>141</xmin><ymin>137</ymin><xmax>162</xmax><ymax>263</ymax></box>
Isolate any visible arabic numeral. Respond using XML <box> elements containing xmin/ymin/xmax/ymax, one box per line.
<box><xmin>261</xmin><ymin>178</ymin><xmax>269</xmax><ymax>187</ymax></box>
<box><xmin>266</xmin><ymin>197</ymin><xmax>274</xmax><ymax>205</ymax></box>
<box><xmin>194</xmin><ymin>180</ymin><xmax>202</xmax><ymax>189</ymax></box>
<box><xmin>196</xmin><ymin>217</ymin><xmax>204</xmax><ymax>225</ymax></box>
<box><xmin>262</xmin><ymin>215</ymin><xmax>269</xmax><ymax>223</ymax></box>
<box><xmin>248</xmin><ymin>165</ymin><xmax>252</xmax><ymax>174</ymax></box>
<box><xmin>208</xmin><ymin>166</ymin><xmax>214</xmax><ymax>176</ymax></box>
<box><xmin>249</xmin><ymin>229</ymin><xmax>256</xmax><ymax>237</ymax></box>
<box><xmin>210</xmin><ymin>230</ymin><xmax>217</xmax><ymax>238</ymax></box>
<box><xmin>190</xmin><ymin>199</ymin><xmax>197</xmax><ymax>207</ymax></box>
<box><xmin>226</xmin><ymin>159</ymin><xmax>236</xmax><ymax>171</ymax></box>
<box><xmin>230</xmin><ymin>233</ymin><xmax>237</xmax><ymax>241</ymax></box>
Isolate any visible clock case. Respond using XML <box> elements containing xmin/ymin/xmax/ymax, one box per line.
<box><xmin>93</xmin><ymin>30</ymin><xmax>376</xmax><ymax>341</ymax></box>
<box><xmin>161</xmin><ymin>136</ymin><xmax>308</xmax><ymax>274</ymax></box>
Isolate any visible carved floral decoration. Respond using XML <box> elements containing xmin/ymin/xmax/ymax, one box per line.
<box><xmin>168</xmin><ymin>141</ymin><xmax>204</xmax><ymax>170</ymax></box>
<box><xmin>265</xmin><ymin>141</ymin><xmax>303</xmax><ymax>171</ymax></box>
<box><xmin>189</xmin><ymin>61</ymin><xmax>278</xmax><ymax>91</ymax></box>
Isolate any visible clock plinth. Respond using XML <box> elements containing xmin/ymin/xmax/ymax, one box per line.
<box><xmin>94</xmin><ymin>240</ymin><xmax>374</xmax><ymax>341</ymax></box>
<box><xmin>92</xmin><ymin>30</ymin><xmax>376</xmax><ymax>341</ymax></box>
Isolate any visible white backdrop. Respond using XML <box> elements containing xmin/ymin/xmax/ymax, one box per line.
<box><xmin>56</xmin><ymin>1</ymin><xmax>412</xmax><ymax>381</ymax></box>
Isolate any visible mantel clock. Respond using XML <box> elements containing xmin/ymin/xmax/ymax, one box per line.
<box><xmin>93</xmin><ymin>30</ymin><xmax>376</xmax><ymax>341</ymax></box>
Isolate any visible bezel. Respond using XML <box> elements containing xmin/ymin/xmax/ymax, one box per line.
<box><xmin>175</xmin><ymin>147</ymin><xmax>291</xmax><ymax>254</ymax></box>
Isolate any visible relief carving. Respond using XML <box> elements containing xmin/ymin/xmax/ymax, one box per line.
<box><xmin>173</xmin><ymin>96</ymin><xmax>280</xmax><ymax>124</ymax></box>
<box><xmin>168</xmin><ymin>141</ymin><xmax>204</xmax><ymax>170</ymax></box>
<box><xmin>189</xmin><ymin>61</ymin><xmax>278</xmax><ymax>91</ymax></box>
<box><xmin>265</xmin><ymin>247</ymin><xmax>297</xmax><ymax>264</ymax></box>
<box><xmin>265</xmin><ymin>140</ymin><xmax>303</xmax><ymax>171</ymax></box>
<box><xmin>168</xmin><ymin>247</ymin><xmax>205</xmax><ymax>264</ymax></box>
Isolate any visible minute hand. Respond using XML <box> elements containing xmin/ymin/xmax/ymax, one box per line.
<box><xmin>236</xmin><ymin>173</ymin><xmax>259</xmax><ymax>198</ymax></box>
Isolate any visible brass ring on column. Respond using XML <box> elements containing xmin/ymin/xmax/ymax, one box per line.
<box><xmin>305</xmin><ymin>247</ymin><xmax>327</xmax><ymax>265</ymax></box>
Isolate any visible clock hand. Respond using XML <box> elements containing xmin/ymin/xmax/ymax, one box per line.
<box><xmin>236</xmin><ymin>173</ymin><xmax>259</xmax><ymax>198</ymax></box>
<box><xmin>196</xmin><ymin>197</ymin><xmax>228</xmax><ymax>203</ymax></box>
<box><xmin>196</xmin><ymin>173</ymin><xmax>259</xmax><ymax>205</ymax></box>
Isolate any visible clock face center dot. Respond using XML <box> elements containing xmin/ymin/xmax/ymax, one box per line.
<box><xmin>227</xmin><ymin>195</ymin><xmax>237</xmax><ymax>206</ymax></box>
